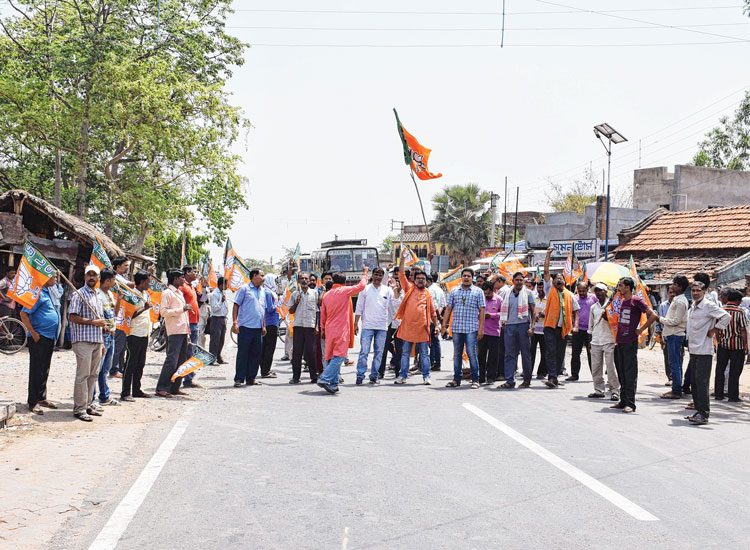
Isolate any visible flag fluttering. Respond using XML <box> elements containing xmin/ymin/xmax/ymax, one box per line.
<box><xmin>147</xmin><ymin>277</ymin><xmax>167</xmax><ymax>323</ymax></box>
<box><xmin>229</xmin><ymin>256</ymin><xmax>251</xmax><ymax>291</ymax></box>
<box><xmin>394</xmin><ymin>109</ymin><xmax>442</xmax><ymax>181</ymax></box>
<box><xmin>114</xmin><ymin>281</ymin><xmax>142</xmax><ymax>335</ymax></box>
<box><xmin>440</xmin><ymin>265</ymin><xmax>463</xmax><ymax>292</ymax></box>
<box><xmin>90</xmin><ymin>236</ymin><xmax>112</xmax><ymax>271</ymax></box>
<box><xmin>224</xmin><ymin>238</ymin><xmax>238</xmax><ymax>280</ymax></box>
<box><xmin>8</xmin><ymin>241</ymin><xmax>57</xmax><ymax>309</ymax></box>
<box><xmin>563</xmin><ymin>246</ymin><xmax>583</xmax><ymax>286</ymax></box>
<box><xmin>401</xmin><ymin>245</ymin><xmax>418</xmax><ymax>267</ymax></box>
<box><xmin>171</xmin><ymin>345</ymin><xmax>217</xmax><ymax>381</ymax></box>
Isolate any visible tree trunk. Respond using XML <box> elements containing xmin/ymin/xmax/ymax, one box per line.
<box><xmin>132</xmin><ymin>225</ymin><xmax>148</xmax><ymax>255</ymax></box>
<box><xmin>54</xmin><ymin>146</ymin><xmax>62</xmax><ymax>208</ymax></box>
<box><xmin>75</xmin><ymin>88</ymin><xmax>90</xmax><ymax>218</ymax></box>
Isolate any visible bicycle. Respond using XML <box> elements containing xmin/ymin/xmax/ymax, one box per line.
<box><xmin>229</xmin><ymin>316</ymin><xmax>288</xmax><ymax>345</ymax></box>
<box><xmin>148</xmin><ymin>318</ymin><xmax>167</xmax><ymax>352</ymax></box>
<box><xmin>0</xmin><ymin>315</ymin><xmax>27</xmax><ymax>354</ymax></box>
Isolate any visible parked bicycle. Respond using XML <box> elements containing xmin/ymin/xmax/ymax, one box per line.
<box><xmin>148</xmin><ymin>318</ymin><xmax>167</xmax><ymax>352</ymax></box>
<box><xmin>0</xmin><ymin>315</ymin><xmax>27</xmax><ymax>354</ymax></box>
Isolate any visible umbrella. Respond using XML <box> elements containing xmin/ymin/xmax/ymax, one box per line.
<box><xmin>586</xmin><ymin>262</ymin><xmax>630</xmax><ymax>287</ymax></box>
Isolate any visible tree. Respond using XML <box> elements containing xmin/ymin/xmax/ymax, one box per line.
<box><xmin>692</xmin><ymin>91</ymin><xmax>750</xmax><ymax>170</ymax></box>
<box><xmin>545</xmin><ymin>169</ymin><xmax>598</xmax><ymax>214</ymax></box>
<box><xmin>154</xmin><ymin>230</ymin><xmax>208</xmax><ymax>276</ymax></box>
<box><xmin>0</xmin><ymin>0</ymin><xmax>249</xmax><ymax>252</ymax></box>
<box><xmin>244</xmin><ymin>258</ymin><xmax>274</xmax><ymax>274</ymax></box>
<box><xmin>430</xmin><ymin>184</ymin><xmax>491</xmax><ymax>266</ymax></box>
<box><xmin>378</xmin><ymin>235</ymin><xmax>396</xmax><ymax>254</ymax></box>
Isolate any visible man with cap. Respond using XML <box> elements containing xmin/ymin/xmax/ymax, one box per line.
<box><xmin>68</xmin><ymin>264</ymin><xmax>108</xmax><ymax>421</ymax></box>
<box><xmin>587</xmin><ymin>283</ymin><xmax>620</xmax><ymax>401</ymax></box>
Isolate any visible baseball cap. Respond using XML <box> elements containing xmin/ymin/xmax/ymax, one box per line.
<box><xmin>594</xmin><ymin>282</ymin><xmax>607</xmax><ymax>291</ymax></box>
<box><xmin>85</xmin><ymin>264</ymin><xmax>101</xmax><ymax>276</ymax></box>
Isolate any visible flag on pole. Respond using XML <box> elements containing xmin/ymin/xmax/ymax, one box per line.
<box><xmin>292</xmin><ymin>243</ymin><xmax>301</xmax><ymax>271</ymax></box>
<box><xmin>90</xmin><ymin>236</ymin><xmax>112</xmax><ymax>271</ymax></box>
<box><xmin>114</xmin><ymin>281</ymin><xmax>142</xmax><ymax>335</ymax></box>
<box><xmin>171</xmin><ymin>345</ymin><xmax>217</xmax><ymax>381</ymax></box>
<box><xmin>605</xmin><ymin>290</ymin><xmax>622</xmax><ymax>338</ymax></box>
<box><xmin>563</xmin><ymin>246</ymin><xmax>583</xmax><ymax>286</ymax></box>
<box><xmin>147</xmin><ymin>277</ymin><xmax>167</xmax><ymax>323</ymax></box>
<box><xmin>224</xmin><ymin>238</ymin><xmax>238</xmax><ymax>280</ymax></box>
<box><xmin>208</xmin><ymin>259</ymin><xmax>218</xmax><ymax>289</ymax></box>
<box><xmin>440</xmin><ymin>265</ymin><xmax>463</xmax><ymax>292</ymax></box>
<box><xmin>394</xmin><ymin>109</ymin><xmax>442</xmax><ymax>181</ymax></box>
<box><xmin>228</xmin><ymin>256</ymin><xmax>251</xmax><ymax>291</ymax></box>
<box><xmin>629</xmin><ymin>256</ymin><xmax>650</xmax><ymax>343</ymax></box>
<box><xmin>7</xmin><ymin>241</ymin><xmax>57</xmax><ymax>309</ymax></box>
<box><xmin>401</xmin><ymin>245</ymin><xmax>418</xmax><ymax>267</ymax></box>
<box><xmin>495</xmin><ymin>259</ymin><xmax>527</xmax><ymax>281</ymax></box>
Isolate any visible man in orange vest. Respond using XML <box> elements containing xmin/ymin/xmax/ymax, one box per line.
<box><xmin>543</xmin><ymin>247</ymin><xmax>580</xmax><ymax>387</ymax></box>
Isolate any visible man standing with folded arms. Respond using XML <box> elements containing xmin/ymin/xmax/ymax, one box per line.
<box><xmin>68</xmin><ymin>265</ymin><xmax>107</xmax><ymax>421</ymax></box>
<box><xmin>155</xmin><ymin>269</ymin><xmax>193</xmax><ymax>398</ymax></box>
<box><xmin>20</xmin><ymin>273</ymin><xmax>60</xmax><ymax>415</ymax></box>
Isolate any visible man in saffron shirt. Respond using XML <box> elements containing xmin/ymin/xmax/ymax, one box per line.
<box><xmin>394</xmin><ymin>249</ymin><xmax>438</xmax><ymax>385</ymax></box>
<box><xmin>318</xmin><ymin>266</ymin><xmax>369</xmax><ymax>394</ymax></box>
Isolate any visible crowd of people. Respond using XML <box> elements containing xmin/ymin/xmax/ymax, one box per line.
<box><xmin>6</xmin><ymin>245</ymin><xmax>747</xmax><ymax>425</ymax></box>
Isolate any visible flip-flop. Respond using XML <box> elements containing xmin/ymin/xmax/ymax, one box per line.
<box><xmin>75</xmin><ymin>413</ymin><xmax>93</xmax><ymax>422</ymax></box>
<box><xmin>445</xmin><ymin>380</ymin><xmax>460</xmax><ymax>388</ymax></box>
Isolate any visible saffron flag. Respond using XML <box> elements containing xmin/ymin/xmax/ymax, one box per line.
<box><xmin>224</xmin><ymin>238</ymin><xmax>238</xmax><ymax>280</ymax></box>
<box><xmin>8</xmin><ymin>241</ymin><xmax>57</xmax><ymax>309</ymax></box>
<box><xmin>605</xmin><ymin>290</ymin><xmax>622</xmax><ymax>338</ymax></box>
<box><xmin>147</xmin><ymin>277</ymin><xmax>167</xmax><ymax>323</ymax></box>
<box><xmin>115</xmin><ymin>281</ymin><xmax>142</xmax><ymax>335</ymax></box>
<box><xmin>90</xmin><ymin>236</ymin><xmax>112</xmax><ymax>271</ymax></box>
<box><xmin>629</xmin><ymin>256</ymin><xmax>650</xmax><ymax>343</ymax></box>
<box><xmin>229</xmin><ymin>256</ymin><xmax>251</xmax><ymax>291</ymax></box>
<box><xmin>171</xmin><ymin>345</ymin><xmax>217</xmax><ymax>381</ymax></box>
<box><xmin>440</xmin><ymin>265</ymin><xmax>463</xmax><ymax>292</ymax></box>
<box><xmin>208</xmin><ymin>260</ymin><xmax>218</xmax><ymax>289</ymax></box>
<box><xmin>394</xmin><ymin>109</ymin><xmax>442</xmax><ymax>181</ymax></box>
<box><xmin>401</xmin><ymin>245</ymin><xmax>418</xmax><ymax>266</ymax></box>
<box><xmin>563</xmin><ymin>246</ymin><xmax>583</xmax><ymax>286</ymax></box>
<box><xmin>497</xmin><ymin>259</ymin><xmax>527</xmax><ymax>281</ymax></box>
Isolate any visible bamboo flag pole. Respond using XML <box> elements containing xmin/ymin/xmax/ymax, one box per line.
<box><xmin>56</xmin><ymin>269</ymin><xmax>102</xmax><ymax>320</ymax></box>
<box><xmin>409</xmin><ymin>168</ymin><xmax>433</xmax><ymax>255</ymax></box>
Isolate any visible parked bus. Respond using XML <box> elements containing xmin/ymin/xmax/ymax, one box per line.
<box><xmin>311</xmin><ymin>238</ymin><xmax>379</xmax><ymax>285</ymax></box>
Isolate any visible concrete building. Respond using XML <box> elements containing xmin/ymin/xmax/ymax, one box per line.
<box><xmin>633</xmin><ymin>164</ymin><xmax>750</xmax><ymax>212</ymax></box>
<box><xmin>524</xmin><ymin>197</ymin><xmax>651</xmax><ymax>249</ymax></box>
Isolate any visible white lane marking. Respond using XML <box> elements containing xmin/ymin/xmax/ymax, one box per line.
<box><xmin>342</xmin><ymin>526</ymin><xmax>350</xmax><ymax>550</ymax></box>
<box><xmin>463</xmin><ymin>403</ymin><xmax>659</xmax><ymax>522</ymax></box>
<box><xmin>89</xmin><ymin>416</ymin><xmax>192</xmax><ymax>549</ymax></box>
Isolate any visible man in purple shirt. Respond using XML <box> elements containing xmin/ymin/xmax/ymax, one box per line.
<box><xmin>568</xmin><ymin>282</ymin><xmax>598</xmax><ymax>381</ymax></box>
<box><xmin>478</xmin><ymin>282</ymin><xmax>503</xmax><ymax>384</ymax></box>
<box><xmin>609</xmin><ymin>277</ymin><xmax>658</xmax><ymax>413</ymax></box>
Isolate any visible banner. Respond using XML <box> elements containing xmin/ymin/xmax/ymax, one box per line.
<box><xmin>171</xmin><ymin>345</ymin><xmax>217</xmax><ymax>381</ymax></box>
<box><xmin>8</xmin><ymin>241</ymin><xmax>57</xmax><ymax>309</ymax></box>
<box><xmin>147</xmin><ymin>277</ymin><xmax>167</xmax><ymax>323</ymax></box>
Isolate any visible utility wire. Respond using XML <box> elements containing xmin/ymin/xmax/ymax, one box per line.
<box><xmin>230</xmin><ymin>6</ymin><xmax>744</xmax><ymax>16</ymax></box>
<box><xmin>228</xmin><ymin>22</ymin><xmax>750</xmax><ymax>31</ymax></box>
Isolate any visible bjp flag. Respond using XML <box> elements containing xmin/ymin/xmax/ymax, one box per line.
<box><xmin>563</xmin><ymin>248</ymin><xmax>583</xmax><ymax>286</ymax></box>
<box><xmin>115</xmin><ymin>281</ymin><xmax>142</xmax><ymax>335</ymax></box>
<box><xmin>394</xmin><ymin>108</ymin><xmax>442</xmax><ymax>180</ymax></box>
<box><xmin>401</xmin><ymin>245</ymin><xmax>418</xmax><ymax>267</ymax></box>
<box><xmin>440</xmin><ymin>265</ymin><xmax>463</xmax><ymax>292</ymax></box>
<box><xmin>147</xmin><ymin>277</ymin><xmax>167</xmax><ymax>323</ymax></box>
<box><xmin>224</xmin><ymin>238</ymin><xmax>238</xmax><ymax>280</ymax></box>
<box><xmin>229</xmin><ymin>257</ymin><xmax>251</xmax><ymax>291</ymax></box>
<box><xmin>208</xmin><ymin>260</ymin><xmax>218</xmax><ymax>289</ymax></box>
<box><xmin>90</xmin><ymin>236</ymin><xmax>112</xmax><ymax>271</ymax></box>
<box><xmin>171</xmin><ymin>345</ymin><xmax>217</xmax><ymax>381</ymax></box>
<box><xmin>8</xmin><ymin>241</ymin><xmax>57</xmax><ymax>309</ymax></box>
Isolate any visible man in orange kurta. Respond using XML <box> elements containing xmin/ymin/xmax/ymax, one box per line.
<box><xmin>394</xmin><ymin>249</ymin><xmax>437</xmax><ymax>385</ymax></box>
<box><xmin>317</xmin><ymin>267</ymin><xmax>369</xmax><ymax>394</ymax></box>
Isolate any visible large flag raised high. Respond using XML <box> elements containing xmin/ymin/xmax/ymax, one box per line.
<box><xmin>90</xmin><ymin>236</ymin><xmax>112</xmax><ymax>271</ymax></box>
<box><xmin>394</xmin><ymin>108</ymin><xmax>442</xmax><ymax>181</ymax></box>
<box><xmin>563</xmin><ymin>247</ymin><xmax>583</xmax><ymax>286</ymax></box>
<box><xmin>171</xmin><ymin>345</ymin><xmax>217</xmax><ymax>381</ymax></box>
<box><xmin>224</xmin><ymin>238</ymin><xmax>238</xmax><ymax>280</ymax></box>
<box><xmin>229</xmin><ymin>256</ymin><xmax>252</xmax><ymax>291</ymax></box>
<box><xmin>8</xmin><ymin>241</ymin><xmax>57</xmax><ymax>309</ymax></box>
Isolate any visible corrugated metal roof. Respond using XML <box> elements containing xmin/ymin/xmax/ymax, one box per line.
<box><xmin>617</xmin><ymin>205</ymin><xmax>750</xmax><ymax>252</ymax></box>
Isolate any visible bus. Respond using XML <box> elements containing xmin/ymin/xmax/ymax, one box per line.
<box><xmin>299</xmin><ymin>254</ymin><xmax>313</xmax><ymax>274</ymax></box>
<box><xmin>311</xmin><ymin>238</ymin><xmax>380</xmax><ymax>285</ymax></box>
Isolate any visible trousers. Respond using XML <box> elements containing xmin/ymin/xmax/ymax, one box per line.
<box><xmin>614</xmin><ymin>341</ymin><xmax>639</xmax><ymax>410</ymax></box>
<box><xmin>27</xmin><ymin>335</ymin><xmax>54</xmax><ymax>408</ymax></box>
<box><xmin>689</xmin><ymin>353</ymin><xmax>713</xmax><ymax>418</ymax></box>
<box><xmin>530</xmin><ymin>332</ymin><xmax>547</xmax><ymax>377</ymax></box>
<box><xmin>156</xmin><ymin>334</ymin><xmax>188</xmax><ymax>393</ymax></box>
<box><xmin>122</xmin><ymin>335</ymin><xmax>148</xmax><ymax>397</ymax></box>
<box><xmin>293</xmin><ymin>326</ymin><xmax>318</xmax><ymax>381</ymax></box>
<box><xmin>72</xmin><ymin>341</ymin><xmax>103</xmax><ymax>415</ymax></box>
<box><xmin>715</xmin><ymin>347</ymin><xmax>744</xmax><ymax>401</ymax></box>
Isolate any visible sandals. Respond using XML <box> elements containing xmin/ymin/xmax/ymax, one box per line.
<box><xmin>470</xmin><ymin>382</ymin><xmax>480</xmax><ymax>389</ymax></box>
<box><xmin>75</xmin><ymin>413</ymin><xmax>93</xmax><ymax>422</ymax></box>
<box><xmin>660</xmin><ymin>392</ymin><xmax>681</xmax><ymax>399</ymax></box>
<box><xmin>685</xmin><ymin>402</ymin><xmax>695</xmax><ymax>410</ymax></box>
<box><xmin>261</xmin><ymin>371</ymin><xmax>277</xmax><ymax>378</ymax></box>
<box><xmin>445</xmin><ymin>380</ymin><xmax>460</xmax><ymax>388</ymax></box>
<box><xmin>247</xmin><ymin>380</ymin><xmax>262</xmax><ymax>386</ymax></box>
<box><xmin>497</xmin><ymin>382</ymin><xmax>514</xmax><ymax>389</ymax></box>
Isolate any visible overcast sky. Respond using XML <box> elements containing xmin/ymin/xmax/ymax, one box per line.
<box><xmin>202</xmin><ymin>1</ymin><xmax>750</xmax><ymax>264</ymax></box>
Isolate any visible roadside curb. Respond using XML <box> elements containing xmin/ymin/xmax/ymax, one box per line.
<box><xmin>0</xmin><ymin>400</ymin><xmax>17</xmax><ymax>429</ymax></box>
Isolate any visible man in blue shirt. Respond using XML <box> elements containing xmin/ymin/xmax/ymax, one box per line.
<box><xmin>232</xmin><ymin>268</ymin><xmax>267</xmax><ymax>386</ymax></box>
<box><xmin>20</xmin><ymin>274</ymin><xmax>60</xmax><ymax>415</ymax></box>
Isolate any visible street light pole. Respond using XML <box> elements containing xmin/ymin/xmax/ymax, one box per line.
<box><xmin>490</xmin><ymin>193</ymin><xmax>498</xmax><ymax>248</ymax></box>
<box><xmin>593</xmin><ymin>123</ymin><xmax>627</xmax><ymax>262</ymax></box>
<box><xmin>605</xmin><ymin>137</ymin><xmax>612</xmax><ymax>261</ymax></box>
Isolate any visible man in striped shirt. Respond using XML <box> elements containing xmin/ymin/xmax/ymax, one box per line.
<box><xmin>715</xmin><ymin>288</ymin><xmax>748</xmax><ymax>402</ymax></box>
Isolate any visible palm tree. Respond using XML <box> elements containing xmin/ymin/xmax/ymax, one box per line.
<box><xmin>430</xmin><ymin>184</ymin><xmax>491</xmax><ymax>267</ymax></box>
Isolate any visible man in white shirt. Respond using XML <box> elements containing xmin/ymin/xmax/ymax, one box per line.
<box><xmin>659</xmin><ymin>275</ymin><xmax>690</xmax><ymax>399</ymax></box>
<box><xmin>288</xmin><ymin>272</ymin><xmax>318</xmax><ymax>384</ymax></box>
<box><xmin>379</xmin><ymin>275</ymin><xmax>404</xmax><ymax>378</ymax></box>
<box><xmin>685</xmin><ymin>280</ymin><xmax>729</xmax><ymax>424</ymax></box>
<box><xmin>121</xmin><ymin>270</ymin><xmax>153</xmax><ymax>401</ymax></box>
<box><xmin>587</xmin><ymin>283</ymin><xmax>620</xmax><ymax>401</ymax></box>
<box><xmin>427</xmin><ymin>273</ymin><xmax>446</xmax><ymax>371</ymax></box>
<box><xmin>354</xmin><ymin>267</ymin><xmax>393</xmax><ymax>385</ymax></box>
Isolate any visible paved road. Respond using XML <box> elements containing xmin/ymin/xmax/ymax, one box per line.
<box><xmin>78</xmin><ymin>339</ymin><xmax>750</xmax><ymax>549</ymax></box>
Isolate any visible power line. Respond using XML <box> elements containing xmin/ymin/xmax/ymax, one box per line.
<box><xmin>231</xmin><ymin>6</ymin><xmax>744</xmax><ymax>16</ymax></box>
<box><xmin>249</xmin><ymin>40</ymin><xmax>748</xmax><ymax>47</ymax></box>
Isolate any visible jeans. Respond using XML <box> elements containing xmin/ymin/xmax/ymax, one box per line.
<box><xmin>665</xmin><ymin>334</ymin><xmax>685</xmax><ymax>395</ymax></box>
<box><xmin>504</xmin><ymin>322</ymin><xmax>532</xmax><ymax>385</ymax></box>
<box><xmin>95</xmin><ymin>333</ymin><xmax>114</xmax><ymax>402</ymax></box>
<box><xmin>452</xmin><ymin>331</ymin><xmax>479</xmax><ymax>384</ymax></box>
<box><xmin>400</xmin><ymin>340</ymin><xmax>431</xmax><ymax>379</ymax></box>
<box><xmin>260</xmin><ymin>324</ymin><xmax>277</xmax><ymax>375</ymax></box>
<box><xmin>27</xmin><ymin>335</ymin><xmax>54</xmax><ymax>408</ymax></box>
<box><xmin>614</xmin><ymin>341</ymin><xmax>639</xmax><ymax>410</ymax></box>
<box><xmin>156</xmin><ymin>334</ymin><xmax>188</xmax><ymax>393</ymax></box>
<box><xmin>111</xmin><ymin>329</ymin><xmax>127</xmax><ymax>375</ymax></box>
<box><xmin>122</xmin><ymin>335</ymin><xmax>148</xmax><ymax>397</ymax></box>
<box><xmin>544</xmin><ymin>326</ymin><xmax>566</xmax><ymax>380</ymax></box>
<box><xmin>184</xmin><ymin>323</ymin><xmax>199</xmax><ymax>385</ymax></box>
<box><xmin>235</xmin><ymin>327</ymin><xmax>263</xmax><ymax>383</ymax></box>
<box><xmin>293</xmin><ymin>326</ymin><xmax>318</xmax><ymax>381</ymax></box>
<box><xmin>478</xmin><ymin>334</ymin><xmax>500</xmax><ymax>383</ymax></box>
<box><xmin>715</xmin><ymin>347</ymin><xmax>744</xmax><ymax>400</ymax></box>
<box><xmin>319</xmin><ymin>356</ymin><xmax>345</xmax><ymax>389</ymax></box>
<box><xmin>530</xmin><ymin>332</ymin><xmax>547</xmax><ymax>377</ymax></box>
<box><xmin>429</xmin><ymin>323</ymin><xmax>441</xmax><ymax>368</ymax></box>
<box><xmin>380</xmin><ymin>325</ymin><xmax>402</xmax><ymax>376</ymax></box>
<box><xmin>357</xmin><ymin>328</ymin><xmax>387</xmax><ymax>380</ymax></box>
<box><xmin>570</xmin><ymin>330</ymin><xmax>591</xmax><ymax>378</ymax></box>
<box><xmin>689</xmin><ymin>354</ymin><xmax>713</xmax><ymax>417</ymax></box>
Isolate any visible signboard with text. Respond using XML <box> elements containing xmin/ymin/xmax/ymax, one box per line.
<box><xmin>549</xmin><ymin>239</ymin><xmax>597</xmax><ymax>259</ymax></box>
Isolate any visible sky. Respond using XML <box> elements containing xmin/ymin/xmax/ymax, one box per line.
<box><xmin>201</xmin><ymin>1</ymin><xmax>750</xmax><ymax>265</ymax></box>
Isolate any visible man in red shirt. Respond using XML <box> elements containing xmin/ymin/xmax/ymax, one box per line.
<box><xmin>179</xmin><ymin>264</ymin><xmax>201</xmax><ymax>388</ymax></box>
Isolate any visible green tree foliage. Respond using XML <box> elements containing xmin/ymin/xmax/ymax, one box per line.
<box><xmin>693</xmin><ymin>91</ymin><xmax>750</xmax><ymax>170</ymax></box>
<box><xmin>0</xmin><ymin>0</ymin><xmax>249</xmax><ymax>253</ymax></box>
<box><xmin>154</xmin><ymin>230</ymin><xmax>208</xmax><ymax>276</ymax></box>
<box><xmin>545</xmin><ymin>170</ymin><xmax>598</xmax><ymax>214</ymax></box>
<box><xmin>430</xmin><ymin>184</ymin><xmax>491</xmax><ymax>266</ymax></box>
<box><xmin>243</xmin><ymin>258</ymin><xmax>275</xmax><ymax>274</ymax></box>
<box><xmin>378</xmin><ymin>235</ymin><xmax>396</xmax><ymax>254</ymax></box>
